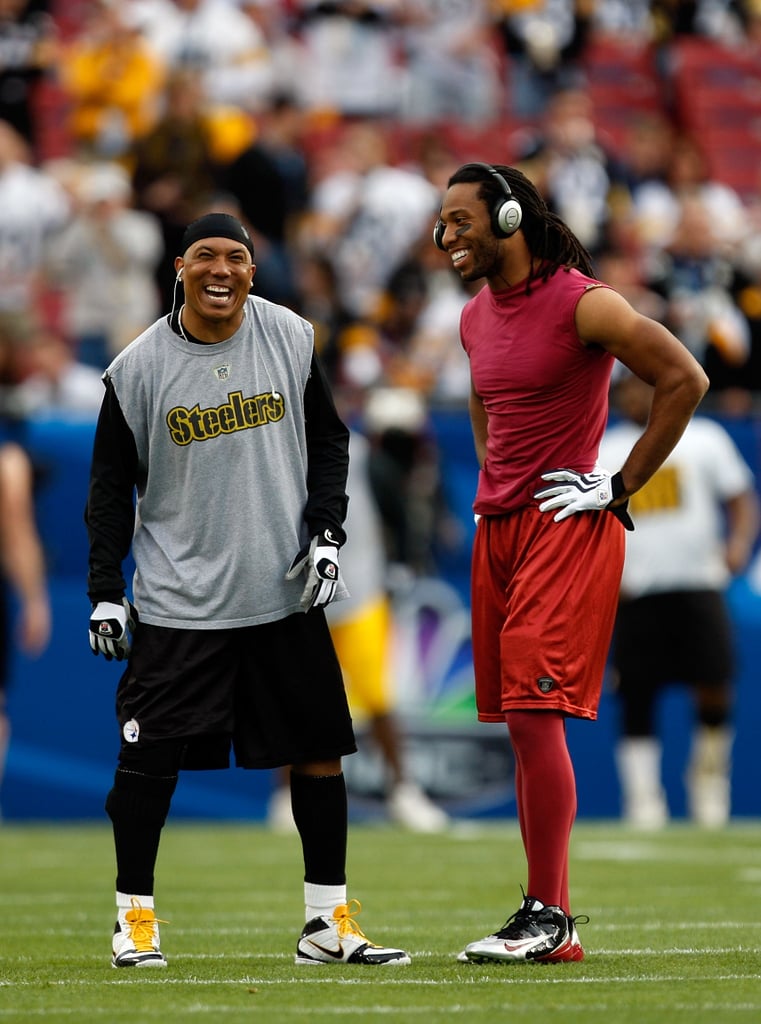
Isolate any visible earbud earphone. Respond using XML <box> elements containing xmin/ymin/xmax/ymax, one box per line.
<box><xmin>433</xmin><ymin>163</ymin><xmax>523</xmax><ymax>251</ymax></box>
<box><xmin>176</xmin><ymin>268</ymin><xmax>183</xmax><ymax>282</ymax></box>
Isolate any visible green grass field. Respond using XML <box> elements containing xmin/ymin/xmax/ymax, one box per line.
<box><xmin>1</xmin><ymin>820</ymin><xmax>760</xmax><ymax>1023</ymax></box>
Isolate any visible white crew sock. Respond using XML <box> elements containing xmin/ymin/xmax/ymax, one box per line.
<box><xmin>304</xmin><ymin>882</ymin><xmax>347</xmax><ymax>923</ymax></box>
<box><xmin>116</xmin><ymin>891</ymin><xmax>154</xmax><ymax>921</ymax></box>
<box><xmin>615</xmin><ymin>736</ymin><xmax>669</xmax><ymax>828</ymax></box>
<box><xmin>686</xmin><ymin>724</ymin><xmax>733</xmax><ymax>828</ymax></box>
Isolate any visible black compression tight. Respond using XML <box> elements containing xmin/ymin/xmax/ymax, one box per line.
<box><xmin>290</xmin><ymin>771</ymin><xmax>347</xmax><ymax>886</ymax></box>
<box><xmin>105</xmin><ymin>751</ymin><xmax>179</xmax><ymax>896</ymax></box>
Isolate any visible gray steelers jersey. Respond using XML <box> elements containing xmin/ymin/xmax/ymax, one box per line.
<box><xmin>106</xmin><ymin>295</ymin><xmax>346</xmax><ymax>628</ymax></box>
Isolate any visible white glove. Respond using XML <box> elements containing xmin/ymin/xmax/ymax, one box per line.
<box><xmin>534</xmin><ymin>467</ymin><xmax>634</xmax><ymax>531</ymax></box>
<box><xmin>89</xmin><ymin>598</ymin><xmax>137</xmax><ymax>661</ymax></box>
<box><xmin>285</xmin><ymin>529</ymin><xmax>341</xmax><ymax>611</ymax></box>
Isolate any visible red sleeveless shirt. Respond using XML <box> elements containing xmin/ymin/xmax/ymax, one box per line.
<box><xmin>461</xmin><ymin>267</ymin><xmax>614</xmax><ymax>515</ymax></box>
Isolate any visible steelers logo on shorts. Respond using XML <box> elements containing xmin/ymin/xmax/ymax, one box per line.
<box><xmin>123</xmin><ymin>719</ymin><xmax>140</xmax><ymax>743</ymax></box>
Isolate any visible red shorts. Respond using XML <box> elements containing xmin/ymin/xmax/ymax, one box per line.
<box><xmin>471</xmin><ymin>507</ymin><xmax>625</xmax><ymax>722</ymax></box>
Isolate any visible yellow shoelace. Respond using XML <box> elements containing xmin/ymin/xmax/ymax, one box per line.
<box><xmin>332</xmin><ymin>899</ymin><xmax>367</xmax><ymax>940</ymax></box>
<box><xmin>124</xmin><ymin>897</ymin><xmax>169</xmax><ymax>952</ymax></box>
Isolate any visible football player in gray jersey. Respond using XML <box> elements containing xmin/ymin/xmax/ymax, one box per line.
<box><xmin>86</xmin><ymin>213</ymin><xmax>410</xmax><ymax>969</ymax></box>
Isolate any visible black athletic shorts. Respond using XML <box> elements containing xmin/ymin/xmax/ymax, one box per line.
<box><xmin>115</xmin><ymin>611</ymin><xmax>357</xmax><ymax>770</ymax></box>
<box><xmin>612</xmin><ymin>589</ymin><xmax>734</xmax><ymax>691</ymax></box>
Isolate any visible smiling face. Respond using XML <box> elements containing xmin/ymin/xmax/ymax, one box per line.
<box><xmin>437</xmin><ymin>182</ymin><xmax>505</xmax><ymax>284</ymax></box>
<box><xmin>175</xmin><ymin>237</ymin><xmax>255</xmax><ymax>341</ymax></box>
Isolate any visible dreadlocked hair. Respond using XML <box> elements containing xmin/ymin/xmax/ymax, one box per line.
<box><xmin>447</xmin><ymin>163</ymin><xmax>595</xmax><ymax>292</ymax></box>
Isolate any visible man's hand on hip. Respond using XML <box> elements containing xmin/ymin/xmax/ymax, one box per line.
<box><xmin>535</xmin><ymin>467</ymin><xmax>634</xmax><ymax>530</ymax></box>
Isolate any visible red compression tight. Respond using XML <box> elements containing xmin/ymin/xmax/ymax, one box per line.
<box><xmin>506</xmin><ymin>709</ymin><xmax>576</xmax><ymax>913</ymax></box>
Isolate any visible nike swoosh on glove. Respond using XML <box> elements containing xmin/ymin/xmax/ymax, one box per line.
<box><xmin>534</xmin><ymin>467</ymin><xmax>634</xmax><ymax>531</ymax></box>
<box><xmin>89</xmin><ymin>597</ymin><xmax>138</xmax><ymax>661</ymax></box>
<box><xmin>285</xmin><ymin>528</ymin><xmax>341</xmax><ymax>611</ymax></box>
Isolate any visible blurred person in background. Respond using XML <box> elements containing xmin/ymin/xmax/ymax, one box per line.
<box><xmin>58</xmin><ymin>0</ymin><xmax>165</xmax><ymax>161</ymax></box>
<box><xmin>291</xmin><ymin>0</ymin><xmax>404</xmax><ymax>118</ymax></box>
<box><xmin>0</xmin><ymin>118</ymin><xmax>69</xmax><ymax>340</ymax></box>
<box><xmin>321</xmin><ymin>260</ymin><xmax>447</xmax><ymax>583</ymax></box>
<box><xmin>400</xmin><ymin>128</ymin><xmax>460</xmax><ymax>195</ymax></box>
<box><xmin>399</xmin><ymin>0</ymin><xmax>501</xmax><ymax>124</ymax></box>
<box><xmin>600</xmin><ymin>372</ymin><xmax>759</xmax><ymax>829</ymax></box>
<box><xmin>385</xmin><ymin>237</ymin><xmax>475</xmax><ymax>404</ymax></box>
<box><xmin>304</xmin><ymin>246</ymin><xmax>468</xmax><ymax>583</ymax></box>
<box><xmin>0</xmin><ymin>0</ymin><xmax>59</xmax><ymax>156</ymax></box>
<box><xmin>592</xmin><ymin>245</ymin><xmax>668</xmax><ymax>325</ymax></box>
<box><xmin>648</xmin><ymin>0</ymin><xmax>748</xmax><ymax>45</ymax></box>
<box><xmin>302</xmin><ymin>120</ymin><xmax>440</xmax><ymax>319</ymax></box>
<box><xmin>292</xmin><ymin>249</ymin><xmax>362</xmax><ymax>386</ymax></box>
<box><xmin>217</xmin><ymin>92</ymin><xmax>306</xmax><ymax>307</ymax></box>
<box><xmin>644</xmin><ymin>192</ymin><xmax>750</xmax><ymax>378</ymax></box>
<box><xmin>492</xmin><ymin>0</ymin><xmax>593</xmax><ymax>119</ymax></box>
<box><xmin>616</xmin><ymin>110</ymin><xmax>675</xmax><ymax>200</ymax></box>
<box><xmin>130</xmin><ymin>66</ymin><xmax>231</xmax><ymax>312</ymax></box>
<box><xmin>363</xmin><ymin>384</ymin><xmax>439</xmax><ymax>581</ymax></box>
<box><xmin>269</xmin><ymin>429</ymin><xmax>450</xmax><ymax>833</ymax></box>
<box><xmin>589</xmin><ymin>0</ymin><xmax>653</xmax><ymax>39</ymax></box>
<box><xmin>515</xmin><ymin>86</ymin><xmax>630</xmax><ymax>255</ymax></box>
<box><xmin>0</xmin><ymin>436</ymin><xmax>51</xmax><ymax>814</ymax></box>
<box><xmin>705</xmin><ymin>256</ymin><xmax>761</xmax><ymax>411</ymax></box>
<box><xmin>134</xmin><ymin>0</ymin><xmax>276</xmax><ymax>114</ymax></box>
<box><xmin>12</xmin><ymin>326</ymin><xmax>104</xmax><ymax>416</ymax></box>
<box><xmin>630</xmin><ymin>132</ymin><xmax>747</xmax><ymax>258</ymax></box>
<box><xmin>45</xmin><ymin>161</ymin><xmax>163</xmax><ymax>368</ymax></box>
<box><xmin>248</xmin><ymin>90</ymin><xmax>310</xmax><ymax>231</ymax></box>
<box><xmin>237</xmin><ymin>0</ymin><xmax>305</xmax><ymax>96</ymax></box>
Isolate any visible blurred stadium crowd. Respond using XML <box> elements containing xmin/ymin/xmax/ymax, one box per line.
<box><xmin>2</xmin><ymin>0</ymin><xmax>761</xmax><ymax>580</ymax></box>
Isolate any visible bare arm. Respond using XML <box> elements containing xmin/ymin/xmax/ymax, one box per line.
<box><xmin>0</xmin><ymin>444</ymin><xmax>51</xmax><ymax>655</ymax></box>
<box><xmin>576</xmin><ymin>286</ymin><xmax>709</xmax><ymax>503</ymax></box>
<box><xmin>468</xmin><ymin>377</ymin><xmax>488</xmax><ymax>469</ymax></box>
<box><xmin>724</xmin><ymin>489</ymin><xmax>760</xmax><ymax>576</ymax></box>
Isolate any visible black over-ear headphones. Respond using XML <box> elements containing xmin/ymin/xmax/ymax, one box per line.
<box><xmin>433</xmin><ymin>163</ymin><xmax>523</xmax><ymax>251</ymax></box>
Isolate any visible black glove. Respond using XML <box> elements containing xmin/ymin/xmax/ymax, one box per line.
<box><xmin>285</xmin><ymin>529</ymin><xmax>341</xmax><ymax>611</ymax></box>
<box><xmin>89</xmin><ymin>598</ymin><xmax>138</xmax><ymax>661</ymax></box>
<box><xmin>534</xmin><ymin>467</ymin><xmax>634</xmax><ymax>531</ymax></box>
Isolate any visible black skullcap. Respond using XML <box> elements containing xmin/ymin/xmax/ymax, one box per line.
<box><xmin>180</xmin><ymin>213</ymin><xmax>255</xmax><ymax>260</ymax></box>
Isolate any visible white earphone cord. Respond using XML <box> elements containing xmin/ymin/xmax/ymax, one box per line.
<box><xmin>173</xmin><ymin>293</ymin><xmax>280</xmax><ymax>401</ymax></box>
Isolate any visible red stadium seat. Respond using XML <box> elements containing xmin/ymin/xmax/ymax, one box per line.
<box><xmin>580</xmin><ymin>38</ymin><xmax>662</xmax><ymax>150</ymax></box>
<box><xmin>669</xmin><ymin>38</ymin><xmax>761</xmax><ymax>200</ymax></box>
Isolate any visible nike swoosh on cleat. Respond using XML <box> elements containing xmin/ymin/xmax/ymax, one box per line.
<box><xmin>500</xmin><ymin>938</ymin><xmax>543</xmax><ymax>953</ymax></box>
<box><xmin>305</xmin><ymin>941</ymin><xmax>345</xmax><ymax>960</ymax></box>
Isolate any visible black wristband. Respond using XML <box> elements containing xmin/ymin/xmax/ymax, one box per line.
<box><xmin>607</xmin><ymin>472</ymin><xmax>634</xmax><ymax>531</ymax></box>
<box><xmin>610</xmin><ymin>471</ymin><xmax>626</xmax><ymax>502</ymax></box>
